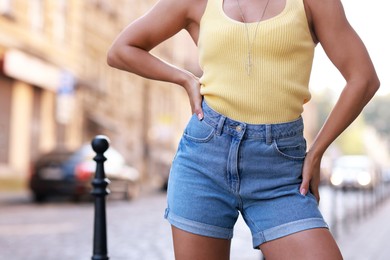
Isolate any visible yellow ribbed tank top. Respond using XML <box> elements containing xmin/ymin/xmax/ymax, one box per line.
<box><xmin>198</xmin><ymin>0</ymin><xmax>315</xmax><ymax>124</ymax></box>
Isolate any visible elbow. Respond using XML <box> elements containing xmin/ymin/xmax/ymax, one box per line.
<box><xmin>106</xmin><ymin>41</ymin><xmax>129</xmax><ymax>69</ymax></box>
<box><xmin>373</xmin><ymin>76</ymin><xmax>380</xmax><ymax>92</ymax></box>
<box><xmin>367</xmin><ymin>74</ymin><xmax>380</xmax><ymax>97</ymax></box>
<box><xmin>357</xmin><ymin>74</ymin><xmax>381</xmax><ymax>103</ymax></box>
<box><xmin>106</xmin><ymin>45</ymin><xmax>120</xmax><ymax>68</ymax></box>
<box><xmin>347</xmin><ymin>72</ymin><xmax>380</xmax><ymax>101</ymax></box>
<box><xmin>106</xmin><ymin>43</ymin><xmax>139</xmax><ymax>71</ymax></box>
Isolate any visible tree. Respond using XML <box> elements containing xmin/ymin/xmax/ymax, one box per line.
<box><xmin>363</xmin><ymin>95</ymin><xmax>390</xmax><ymax>149</ymax></box>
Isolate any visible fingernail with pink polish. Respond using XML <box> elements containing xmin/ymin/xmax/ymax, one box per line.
<box><xmin>300</xmin><ymin>188</ymin><xmax>306</xmax><ymax>196</ymax></box>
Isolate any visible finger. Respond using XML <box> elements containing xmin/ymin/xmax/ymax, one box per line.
<box><xmin>310</xmin><ymin>182</ymin><xmax>321</xmax><ymax>203</ymax></box>
<box><xmin>193</xmin><ymin>96</ymin><xmax>203</xmax><ymax>120</ymax></box>
<box><xmin>299</xmin><ymin>176</ymin><xmax>310</xmax><ymax>196</ymax></box>
<box><xmin>299</xmin><ymin>164</ymin><xmax>311</xmax><ymax>196</ymax></box>
<box><xmin>193</xmin><ymin>104</ymin><xmax>203</xmax><ymax>120</ymax></box>
<box><xmin>311</xmin><ymin>187</ymin><xmax>320</xmax><ymax>203</ymax></box>
<box><xmin>197</xmin><ymin>112</ymin><xmax>204</xmax><ymax>120</ymax></box>
<box><xmin>315</xmin><ymin>193</ymin><xmax>320</xmax><ymax>203</ymax></box>
<box><xmin>197</xmin><ymin>111</ymin><xmax>204</xmax><ymax>120</ymax></box>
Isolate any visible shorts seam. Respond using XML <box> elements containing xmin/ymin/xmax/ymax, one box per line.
<box><xmin>165</xmin><ymin>208</ymin><xmax>234</xmax><ymax>240</ymax></box>
<box><xmin>271</xmin><ymin>140</ymin><xmax>307</xmax><ymax>161</ymax></box>
<box><xmin>252</xmin><ymin>218</ymin><xmax>329</xmax><ymax>248</ymax></box>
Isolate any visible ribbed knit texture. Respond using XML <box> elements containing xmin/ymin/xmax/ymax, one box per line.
<box><xmin>198</xmin><ymin>0</ymin><xmax>315</xmax><ymax>124</ymax></box>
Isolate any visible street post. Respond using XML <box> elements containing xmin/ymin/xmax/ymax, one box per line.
<box><xmin>91</xmin><ymin>135</ymin><xmax>110</xmax><ymax>260</ymax></box>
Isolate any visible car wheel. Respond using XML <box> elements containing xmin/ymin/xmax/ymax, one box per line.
<box><xmin>161</xmin><ymin>180</ymin><xmax>168</xmax><ymax>191</ymax></box>
<box><xmin>33</xmin><ymin>193</ymin><xmax>46</xmax><ymax>203</ymax></box>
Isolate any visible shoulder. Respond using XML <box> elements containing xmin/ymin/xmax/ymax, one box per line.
<box><xmin>303</xmin><ymin>0</ymin><xmax>349</xmax><ymax>43</ymax></box>
<box><xmin>159</xmin><ymin>0</ymin><xmax>207</xmax><ymax>14</ymax></box>
<box><xmin>303</xmin><ymin>0</ymin><xmax>377</xmax><ymax>83</ymax></box>
<box><xmin>186</xmin><ymin>0</ymin><xmax>208</xmax><ymax>22</ymax></box>
<box><xmin>180</xmin><ymin>0</ymin><xmax>208</xmax><ymax>40</ymax></box>
<box><xmin>303</xmin><ymin>0</ymin><xmax>347</xmax><ymax>26</ymax></box>
<box><xmin>152</xmin><ymin>0</ymin><xmax>207</xmax><ymax>24</ymax></box>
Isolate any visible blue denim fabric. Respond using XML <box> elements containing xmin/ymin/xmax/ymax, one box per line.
<box><xmin>165</xmin><ymin>101</ymin><xmax>328</xmax><ymax>248</ymax></box>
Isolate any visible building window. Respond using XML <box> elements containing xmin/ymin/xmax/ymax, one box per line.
<box><xmin>30</xmin><ymin>0</ymin><xmax>44</xmax><ymax>32</ymax></box>
<box><xmin>53</xmin><ymin>0</ymin><xmax>67</xmax><ymax>43</ymax></box>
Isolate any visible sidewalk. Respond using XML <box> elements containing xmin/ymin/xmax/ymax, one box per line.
<box><xmin>336</xmin><ymin>197</ymin><xmax>390</xmax><ymax>260</ymax></box>
<box><xmin>1</xmin><ymin>189</ymin><xmax>389</xmax><ymax>260</ymax></box>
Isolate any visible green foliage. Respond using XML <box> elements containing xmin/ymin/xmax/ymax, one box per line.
<box><xmin>311</xmin><ymin>92</ymin><xmax>334</xmax><ymax>133</ymax></box>
<box><xmin>363</xmin><ymin>95</ymin><xmax>390</xmax><ymax>138</ymax></box>
<box><xmin>312</xmin><ymin>92</ymin><xmax>367</xmax><ymax>154</ymax></box>
<box><xmin>334</xmin><ymin>117</ymin><xmax>366</xmax><ymax>155</ymax></box>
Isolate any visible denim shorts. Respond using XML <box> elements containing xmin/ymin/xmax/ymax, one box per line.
<box><xmin>164</xmin><ymin>101</ymin><xmax>328</xmax><ymax>248</ymax></box>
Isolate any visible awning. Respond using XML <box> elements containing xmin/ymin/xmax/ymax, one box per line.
<box><xmin>3</xmin><ymin>49</ymin><xmax>62</xmax><ymax>91</ymax></box>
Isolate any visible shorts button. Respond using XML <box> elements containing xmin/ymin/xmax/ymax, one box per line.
<box><xmin>236</xmin><ymin>125</ymin><xmax>242</xmax><ymax>132</ymax></box>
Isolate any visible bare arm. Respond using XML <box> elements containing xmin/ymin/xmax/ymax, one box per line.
<box><xmin>300</xmin><ymin>0</ymin><xmax>380</xmax><ymax>200</ymax></box>
<box><xmin>107</xmin><ymin>0</ymin><xmax>205</xmax><ymax>118</ymax></box>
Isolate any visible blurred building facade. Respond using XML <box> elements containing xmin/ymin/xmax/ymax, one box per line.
<box><xmin>0</xmin><ymin>0</ymin><xmax>198</xmax><ymax>186</ymax></box>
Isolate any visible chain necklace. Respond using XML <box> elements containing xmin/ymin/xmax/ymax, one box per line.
<box><xmin>236</xmin><ymin>0</ymin><xmax>271</xmax><ymax>75</ymax></box>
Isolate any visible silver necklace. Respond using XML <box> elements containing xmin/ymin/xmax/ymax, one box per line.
<box><xmin>236</xmin><ymin>0</ymin><xmax>271</xmax><ymax>75</ymax></box>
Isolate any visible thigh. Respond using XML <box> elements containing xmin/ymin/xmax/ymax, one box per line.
<box><xmin>172</xmin><ymin>226</ymin><xmax>231</xmax><ymax>260</ymax></box>
<box><xmin>260</xmin><ymin>228</ymin><xmax>342</xmax><ymax>260</ymax></box>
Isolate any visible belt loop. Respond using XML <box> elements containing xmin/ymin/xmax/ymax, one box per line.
<box><xmin>216</xmin><ymin>116</ymin><xmax>226</xmax><ymax>136</ymax></box>
<box><xmin>266</xmin><ymin>125</ymin><xmax>272</xmax><ymax>145</ymax></box>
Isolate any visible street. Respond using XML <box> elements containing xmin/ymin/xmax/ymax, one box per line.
<box><xmin>0</xmin><ymin>190</ymin><xmax>261</xmax><ymax>260</ymax></box>
<box><xmin>0</xmin><ymin>185</ymin><xmax>389</xmax><ymax>260</ymax></box>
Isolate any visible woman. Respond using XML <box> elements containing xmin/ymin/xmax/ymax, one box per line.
<box><xmin>107</xmin><ymin>0</ymin><xmax>379</xmax><ymax>259</ymax></box>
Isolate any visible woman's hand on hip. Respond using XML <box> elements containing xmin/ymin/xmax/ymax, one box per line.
<box><xmin>183</xmin><ymin>72</ymin><xmax>203</xmax><ymax>120</ymax></box>
<box><xmin>300</xmin><ymin>150</ymin><xmax>321</xmax><ymax>203</ymax></box>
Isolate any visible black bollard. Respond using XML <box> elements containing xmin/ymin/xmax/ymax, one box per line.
<box><xmin>91</xmin><ymin>135</ymin><xmax>111</xmax><ymax>260</ymax></box>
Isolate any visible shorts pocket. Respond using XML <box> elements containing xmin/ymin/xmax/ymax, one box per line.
<box><xmin>183</xmin><ymin>114</ymin><xmax>215</xmax><ymax>143</ymax></box>
<box><xmin>272</xmin><ymin>135</ymin><xmax>307</xmax><ymax>161</ymax></box>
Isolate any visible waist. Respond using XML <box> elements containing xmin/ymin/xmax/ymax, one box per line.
<box><xmin>200</xmin><ymin>90</ymin><xmax>309</xmax><ymax>124</ymax></box>
<box><xmin>202</xmin><ymin>100</ymin><xmax>304</xmax><ymax>141</ymax></box>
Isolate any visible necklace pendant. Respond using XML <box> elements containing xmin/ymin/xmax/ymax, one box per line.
<box><xmin>245</xmin><ymin>53</ymin><xmax>253</xmax><ymax>76</ymax></box>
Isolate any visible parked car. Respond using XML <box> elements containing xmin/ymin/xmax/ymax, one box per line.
<box><xmin>382</xmin><ymin>167</ymin><xmax>390</xmax><ymax>184</ymax></box>
<box><xmin>29</xmin><ymin>144</ymin><xmax>140</xmax><ymax>202</ymax></box>
<box><xmin>319</xmin><ymin>156</ymin><xmax>333</xmax><ymax>185</ymax></box>
<box><xmin>330</xmin><ymin>155</ymin><xmax>381</xmax><ymax>190</ymax></box>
